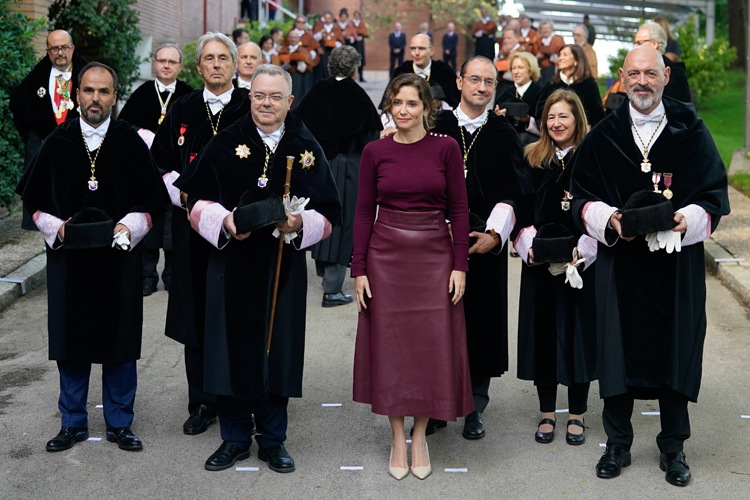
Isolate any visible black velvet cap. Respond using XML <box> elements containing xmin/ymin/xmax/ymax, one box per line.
<box><xmin>65</xmin><ymin>207</ymin><xmax>114</xmax><ymax>250</ymax></box>
<box><xmin>620</xmin><ymin>190</ymin><xmax>675</xmax><ymax>237</ymax></box>
<box><xmin>532</xmin><ymin>223</ymin><xmax>577</xmax><ymax>263</ymax></box>
<box><xmin>234</xmin><ymin>188</ymin><xmax>287</xmax><ymax>234</ymax></box>
<box><xmin>498</xmin><ymin>101</ymin><xmax>529</xmax><ymax>118</ymax></box>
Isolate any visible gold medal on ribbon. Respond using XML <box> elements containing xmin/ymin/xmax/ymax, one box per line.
<box><xmin>235</xmin><ymin>144</ymin><xmax>251</xmax><ymax>159</ymax></box>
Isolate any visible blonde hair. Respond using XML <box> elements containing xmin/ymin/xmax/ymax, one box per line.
<box><xmin>524</xmin><ymin>89</ymin><xmax>588</xmax><ymax>169</ymax></box>
<box><xmin>509</xmin><ymin>52</ymin><xmax>541</xmax><ymax>82</ymax></box>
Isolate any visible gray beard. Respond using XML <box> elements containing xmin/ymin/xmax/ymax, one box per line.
<box><xmin>627</xmin><ymin>86</ymin><xmax>663</xmax><ymax>111</ymax></box>
<box><xmin>82</xmin><ymin>106</ymin><xmax>110</xmax><ymax>125</ymax></box>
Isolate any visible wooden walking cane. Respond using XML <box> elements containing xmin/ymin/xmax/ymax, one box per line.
<box><xmin>266</xmin><ymin>156</ymin><xmax>295</xmax><ymax>355</ymax></box>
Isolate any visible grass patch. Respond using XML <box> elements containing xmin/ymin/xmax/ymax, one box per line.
<box><xmin>729</xmin><ymin>172</ymin><xmax>750</xmax><ymax>196</ymax></box>
<box><xmin>697</xmin><ymin>68</ymin><xmax>745</xmax><ymax>170</ymax></box>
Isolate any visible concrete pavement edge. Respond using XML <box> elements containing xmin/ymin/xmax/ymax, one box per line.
<box><xmin>0</xmin><ymin>253</ymin><xmax>46</xmax><ymax>312</ymax></box>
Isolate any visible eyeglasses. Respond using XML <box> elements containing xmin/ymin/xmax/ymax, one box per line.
<box><xmin>634</xmin><ymin>39</ymin><xmax>652</xmax><ymax>46</ymax></box>
<box><xmin>155</xmin><ymin>58</ymin><xmax>180</xmax><ymax>65</ymax></box>
<box><xmin>251</xmin><ymin>92</ymin><xmax>289</xmax><ymax>102</ymax></box>
<box><xmin>463</xmin><ymin>76</ymin><xmax>497</xmax><ymax>87</ymax></box>
<box><xmin>47</xmin><ymin>45</ymin><xmax>71</xmax><ymax>54</ymax></box>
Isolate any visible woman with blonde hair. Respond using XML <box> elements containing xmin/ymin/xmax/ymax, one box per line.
<box><xmin>495</xmin><ymin>51</ymin><xmax>543</xmax><ymax>145</ymax></box>
<box><xmin>515</xmin><ymin>89</ymin><xmax>598</xmax><ymax>445</ymax></box>
<box><xmin>352</xmin><ymin>73</ymin><xmax>473</xmax><ymax>480</ymax></box>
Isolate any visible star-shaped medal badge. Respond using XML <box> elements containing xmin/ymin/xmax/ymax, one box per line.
<box><xmin>235</xmin><ymin>144</ymin><xmax>251</xmax><ymax>159</ymax></box>
<box><xmin>299</xmin><ymin>150</ymin><xmax>315</xmax><ymax>170</ymax></box>
<box><xmin>37</xmin><ymin>87</ymin><xmax>46</xmax><ymax>98</ymax></box>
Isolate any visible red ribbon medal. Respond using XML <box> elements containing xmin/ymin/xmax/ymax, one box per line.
<box><xmin>178</xmin><ymin>124</ymin><xmax>187</xmax><ymax>146</ymax></box>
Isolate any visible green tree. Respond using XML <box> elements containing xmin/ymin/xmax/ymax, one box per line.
<box><xmin>48</xmin><ymin>0</ymin><xmax>143</xmax><ymax>96</ymax></box>
<box><xmin>0</xmin><ymin>0</ymin><xmax>45</xmax><ymax>209</ymax></box>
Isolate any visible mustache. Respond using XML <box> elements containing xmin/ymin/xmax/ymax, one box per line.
<box><xmin>632</xmin><ymin>84</ymin><xmax>654</xmax><ymax>93</ymax></box>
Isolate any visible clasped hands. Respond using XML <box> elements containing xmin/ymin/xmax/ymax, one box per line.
<box><xmin>222</xmin><ymin>210</ymin><xmax>302</xmax><ymax>241</ymax></box>
<box><xmin>57</xmin><ymin>220</ymin><xmax>131</xmax><ymax>250</ymax></box>
<box><xmin>609</xmin><ymin>211</ymin><xmax>687</xmax><ymax>253</ymax></box>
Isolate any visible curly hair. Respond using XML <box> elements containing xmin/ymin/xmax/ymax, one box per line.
<box><xmin>382</xmin><ymin>73</ymin><xmax>438</xmax><ymax>130</ymax></box>
<box><xmin>328</xmin><ymin>46</ymin><xmax>360</xmax><ymax>78</ymax></box>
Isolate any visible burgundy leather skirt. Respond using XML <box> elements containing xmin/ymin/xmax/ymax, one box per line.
<box><xmin>353</xmin><ymin>207</ymin><xmax>473</xmax><ymax>420</ymax></box>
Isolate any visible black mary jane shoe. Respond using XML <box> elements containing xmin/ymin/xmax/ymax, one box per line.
<box><xmin>205</xmin><ymin>441</ymin><xmax>251</xmax><ymax>471</ymax></box>
<box><xmin>660</xmin><ymin>451</ymin><xmax>691</xmax><ymax>486</ymax></box>
<box><xmin>46</xmin><ymin>426</ymin><xmax>89</xmax><ymax>452</ymax></box>
<box><xmin>258</xmin><ymin>444</ymin><xmax>296</xmax><ymax>473</ymax></box>
<box><xmin>106</xmin><ymin>426</ymin><xmax>143</xmax><ymax>451</ymax></box>
<box><xmin>596</xmin><ymin>445</ymin><xmax>631</xmax><ymax>478</ymax></box>
<box><xmin>462</xmin><ymin>411</ymin><xmax>486</xmax><ymax>440</ymax></box>
<box><xmin>535</xmin><ymin>418</ymin><xmax>556</xmax><ymax>443</ymax></box>
<box><xmin>183</xmin><ymin>404</ymin><xmax>218</xmax><ymax>435</ymax></box>
<box><xmin>322</xmin><ymin>292</ymin><xmax>354</xmax><ymax>308</ymax></box>
<box><xmin>565</xmin><ymin>418</ymin><xmax>586</xmax><ymax>445</ymax></box>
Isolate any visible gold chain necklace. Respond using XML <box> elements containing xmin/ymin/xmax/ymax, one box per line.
<box><xmin>257</xmin><ymin>129</ymin><xmax>285</xmax><ymax>187</ymax></box>
<box><xmin>631</xmin><ymin>112</ymin><xmax>665</xmax><ymax>173</ymax></box>
<box><xmin>454</xmin><ymin>109</ymin><xmax>488</xmax><ymax>174</ymax></box>
<box><xmin>81</xmin><ymin>128</ymin><xmax>106</xmax><ymax>191</ymax></box>
<box><xmin>205</xmin><ymin>101</ymin><xmax>225</xmax><ymax>135</ymax></box>
<box><xmin>556</xmin><ymin>147</ymin><xmax>574</xmax><ymax>211</ymax></box>
<box><xmin>155</xmin><ymin>80</ymin><xmax>174</xmax><ymax>125</ymax></box>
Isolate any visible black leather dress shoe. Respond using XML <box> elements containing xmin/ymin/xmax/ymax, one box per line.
<box><xmin>106</xmin><ymin>427</ymin><xmax>143</xmax><ymax>451</ymax></box>
<box><xmin>535</xmin><ymin>418</ymin><xmax>556</xmax><ymax>444</ymax></box>
<box><xmin>46</xmin><ymin>426</ymin><xmax>89</xmax><ymax>452</ymax></box>
<box><xmin>409</xmin><ymin>418</ymin><xmax>447</xmax><ymax>436</ymax></box>
<box><xmin>204</xmin><ymin>441</ymin><xmax>251</xmax><ymax>471</ymax></box>
<box><xmin>142</xmin><ymin>282</ymin><xmax>157</xmax><ymax>296</ymax></box>
<box><xmin>258</xmin><ymin>444</ymin><xmax>296</xmax><ymax>473</ymax></box>
<box><xmin>322</xmin><ymin>293</ymin><xmax>354</xmax><ymax>307</ymax></box>
<box><xmin>183</xmin><ymin>405</ymin><xmax>218</xmax><ymax>435</ymax></box>
<box><xmin>660</xmin><ymin>451</ymin><xmax>691</xmax><ymax>486</ymax></box>
<box><xmin>462</xmin><ymin>411</ymin><xmax>486</xmax><ymax>439</ymax></box>
<box><xmin>565</xmin><ymin>418</ymin><xmax>586</xmax><ymax>445</ymax></box>
<box><xmin>596</xmin><ymin>445</ymin><xmax>631</xmax><ymax>478</ymax></box>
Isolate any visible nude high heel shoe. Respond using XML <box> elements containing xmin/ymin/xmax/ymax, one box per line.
<box><xmin>388</xmin><ymin>445</ymin><xmax>409</xmax><ymax>480</ymax></box>
<box><xmin>410</xmin><ymin>442</ymin><xmax>432</xmax><ymax>480</ymax></box>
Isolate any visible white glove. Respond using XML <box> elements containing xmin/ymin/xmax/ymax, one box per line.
<box><xmin>310</xmin><ymin>50</ymin><xmax>317</xmax><ymax>60</ymax></box>
<box><xmin>548</xmin><ymin>262</ymin><xmax>567</xmax><ymax>276</ymax></box>
<box><xmin>296</xmin><ymin>61</ymin><xmax>307</xmax><ymax>73</ymax></box>
<box><xmin>475</xmin><ymin>30</ymin><xmax>484</xmax><ymax>37</ymax></box>
<box><xmin>645</xmin><ymin>232</ymin><xmax>660</xmax><ymax>252</ymax></box>
<box><xmin>112</xmin><ymin>231</ymin><xmax>131</xmax><ymax>251</ymax></box>
<box><xmin>547</xmin><ymin>247</ymin><xmax>586</xmax><ymax>289</ymax></box>
<box><xmin>646</xmin><ymin>230</ymin><xmax>682</xmax><ymax>253</ymax></box>
<box><xmin>272</xmin><ymin>195</ymin><xmax>310</xmax><ymax>243</ymax></box>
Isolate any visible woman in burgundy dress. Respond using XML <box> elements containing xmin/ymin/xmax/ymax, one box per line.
<box><xmin>351</xmin><ymin>74</ymin><xmax>473</xmax><ymax>480</ymax></box>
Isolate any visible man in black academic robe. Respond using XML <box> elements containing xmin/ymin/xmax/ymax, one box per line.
<box><xmin>9</xmin><ymin>29</ymin><xmax>87</xmax><ymax>230</ymax></box>
<box><xmin>568</xmin><ymin>46</ymin><xmax>729</xmax><ymax>486</ymax></box>
<box><xmin>294</xmin><ymin>47</ymin><xmax>381</xmax><ymax>308</ymax></box>
<box><xmin>433</xmin><ymin>55</ymin><xmax>533</xmax><ymax>440</ymax></box>
<box><xmin>15</xmin><ymin>62</ymin><xmax>166</xmax><ymax>453</ymax></box>
<box><xmin>150</xmin><ymin>32</ymin><xmax>250</xmax><ymax>437</ymax></box>
<box><xmin>383</xmin><ymin>33</ymin><xmax>460</xmax><ymax>109</ymax></box>
<box><xmin>175</xmin><ymin>65</ymin><xmax>341</xmax><ymax>473</ymax></box>
<box><xmin>119</xmin><ymin>43</ymin><xmax>193</xmax><ymax>297</ymax></box>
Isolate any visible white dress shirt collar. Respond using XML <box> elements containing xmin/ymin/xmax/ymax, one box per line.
<box><xmin>560</xmin><ymin>71</ymin><xmax>574</xmax><ymax>85</ymax></box>
<box><xmin>629</xmin><ymin>101</ymin><xmax>668</xmax><ymax>156</ymax></box>
<box><xmin>521</xmin><ymin>27</ymin><xmax>530</xmax><ymax>38</ymax></box>
<box><xmin>203</xmin><ymin>87</ymin><xmax>233</xmax><ymax>114</ymax></box>
<box><xmin>456</xmin><ymin>104</ymin><xmax>486</xmax><ymax>134</ymax></box>
<box><xmin>80</xmin><ymin>116</ymin><xmax>111</xmax><ymax>151</ymax></box>
<box><xmin>414</xmin><ymin>59</ymin><xmax>432</xmax><ymax>79</ymax></box>
<box><xmin>257</xmin><ymin>123</ymin><xmax>285</xmax><ymax>152</ymax></box>
<box><xmin>156</xmin><ymin>79</ymin><xmax>176</xmax><ymax>93</ymax></box>
<box><xmin>541</xmin><ymin>35</ymin><xmax>553</xmax><ymax>46</ymax></box>
<box><xmin>515</xmin><ymin>80</ymin><xmax>532</xmax><ymax>97</ymax></box>
<box><xmin>236</xmin><ymin>77</ymin><xmax>252</xmax><ymax>90</ymax></box>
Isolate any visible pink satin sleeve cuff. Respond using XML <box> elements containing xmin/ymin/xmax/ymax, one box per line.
<box><xmin>298</xmin><ymin>209</ymin><xmax>332</xmax><ymax>249</ymax></box>
<box><xmin>485</xmin><ymin>202</ymin><xmax>515</xmax><ymax>247</ymax></box>
<box><xmin>33</xmin><ymin>211</ymin><xmax>65</xmax><ymax>249</ymax></box>
<box><xmin>677</xmin><ymin>204</ymin><xmax>711</xmax><ymax>247</ymax></box>
<box><xmin>582</xmin><ymin>201</ymin><xmax>618</xmax><ymax>246</ymax></box>
<box><xmin>137</xmin><ymin>128</ymin><xmax>156</xmax><ymax>149</ymax></box>
<box><xmin>163</xmin><ymin>171</ymin><xmax>182</xmax><ymax>207</ymax></box>
<box><xmin>576</xmin><ymin>234</ymin><xmax>598</xmax><ymax>270</ymax></box>
<box><xmin>118</xmin><ymin>212</ymin><xmax>152</xmax><ymax>250</ymax></box>
<box><xmin>514</xmin><ymin>226</ymin><xmax>536</xmax><ymax>265</ymax></box>
<box><xmin>190</xmin><ymin>200</ymin><xmax>231</xmax><ymax>249</ymax></box>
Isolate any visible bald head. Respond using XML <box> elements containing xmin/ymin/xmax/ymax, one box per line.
<box><xmin>237</xmin><ymin>42</ymin><xmax>262</xmax><ymax>80</ymax></box>
<box><xmin>46</xmin><ymin>30</ymin><xmax>75</xmax><ymax>71</ymax></box>
<box><xmin>620</xmin><ymin>45</ymin><xmax>669</xmax><ymax>114</ymax></box>
<box><xmin>410</xmin><ymin>34</ymin><xmax>434</xmax><ymax>69</ymax></box>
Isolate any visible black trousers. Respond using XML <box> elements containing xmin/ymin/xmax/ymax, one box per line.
<box><xmin>443</xmin><ymin>52</ymin><xmax>456</xmax><ymax>71</ymax></box>
<box><xmin>217</xmin><ymin>394</ymin><xmax>289</xmax><ymax>450</ymax></box>
<box><xmin>537</xmin><ymin>383</ymin><xmax>591</xmax><ymax>414</ymax></box>
<box><xmin>602</xmin><ymin>389</ymin><xmax>690</xmax><ymax>453</ymax></box>
<box><xmin>389</xmin><ymin>51</ymin><xmax>404</xmax><ymax>76</ymax></box>
<box><xmin>184</xmin><ymin>345</ymin><xmax>215</xmax><ymax>415</ymax></box>
<box><xmin>472</xmin><ymin>377</ymin><xmax>490</xmax><ymax>413</ymax></box>
<box><xmin>143</xmin><ymin>249</ymin><xmax>173</xmax><ymax>286</ymax></box>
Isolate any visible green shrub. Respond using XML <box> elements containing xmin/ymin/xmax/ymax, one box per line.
<box><xmin>244</xmin><ymin>19</ymin><xmax>294</xmax><ymax>44</ymax></box>
<box><xmin>607</xmin><ymin>48</ymin><xmax>629</xmax><ymax>79</ymax></box>
<box><xmin>0</xmin><ymin>0</ymin><xmax>45</xmax><ymax>210</ymax></box>
<box><xmin>48</xmin><ymin>0</ymin><xmax>143</xmax><ymax>97</ymax></box>
<box><xmin>675</xmin><ymin>19</ymin><xmax>737</xmax><ymax>106</ymax></box>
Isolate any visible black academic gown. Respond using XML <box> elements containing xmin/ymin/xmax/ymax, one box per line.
<box><xmin>174</xmin><ymin>113</ymin><xmax>341</xmax><ymax>399</ymax></box>
<box><xmin>534</xmin><ymin>77</ymin><xmax>604</xmax><ymax>127</ymax></box>
<box><xmin>662</xmin><ymin>56</ymin><xmax>691</xmax><ymax>103</ymax></box>
<box><xmin>433</xmin><ymin>110</ymin><xmax>534</xmax><ymax>385</ymax></box>
<box><xmin>568</xmin><ymin>97</ymin><xmax>730</xmax><ymax>402</ymax></box>
<box><xmin>118</xmin><ymin>79</ymin><xmax>193</xmax><ymax>252</ymax></box>
<box><xmin>383</xmin><ymin>59</ymin><xmax>460</xmax><ymax>109</ymax></box>
<box><xmin>517</xmin><ymin>153</ymin><xmax>597</xmax><ymax>387</ymax></box>
<box><xmin>15</xmin><ymin>118</ymin><xmax>167</xmax><ymax>364</ymax></box>
<box><xmin>294</xmin><ymin>77</ymin><xmax>381</xmax><ymax>267</ymax></box>
<box><xmin>496</xmin><ymin>82</ymin><xmax>543</xmax><ymax>142</ymax></box>
<box><xmin>150</xmin><ymin>88</ymin><xmax>251</xmax><ymax>349</ymax></box>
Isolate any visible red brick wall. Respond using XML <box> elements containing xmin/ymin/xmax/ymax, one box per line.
<box><xmin>307</xmin><ymin>1</ymin><xmax>468</xmax><ymax>72</ymax></box>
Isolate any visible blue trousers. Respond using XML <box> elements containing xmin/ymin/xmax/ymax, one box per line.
<box><xmin>217</xmin><ymin>394</ymin><xmax>288</xmax><ymax>451</ymax></box>
<box><xmin>57</xmin><ymin>360</ymin><xmax>137</xmax><ymax>429</ymax></box>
